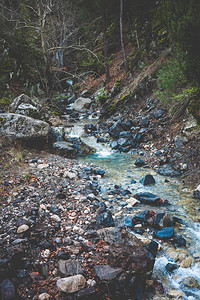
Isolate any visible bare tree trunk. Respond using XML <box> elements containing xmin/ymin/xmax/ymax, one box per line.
<box><xmin>37</xmin><ymin>1</ymin><xmax>53</xmax><ymax>96</ymax></box>
<box><xmin>100</xmin><ymin>0</ymin><xmax>110</xmax><ymax>83</ymax></box>
<box><xmin>120</xmin><ymin>0</ymin><xmax>129</xmax><ymax>72</ymax></box>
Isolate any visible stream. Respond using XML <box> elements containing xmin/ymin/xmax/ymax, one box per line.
<box><xmin>68</xmin><ymin>118</ymin><xmax>200</xmax><ymax>299</ymax></box>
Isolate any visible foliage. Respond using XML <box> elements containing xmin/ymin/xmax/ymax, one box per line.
<box><xmin>96</xmin><ymin>88</ymin><xmax>109</xmax><ymax>104</ymax></box>
<box><xmin>0</xmin><ymin>97</ymin><xmax>12</xmax><ymax>111</ymax></box>
<box><xmin>156</xmin><ymin>55</ymin><xmax>187</xmax><ymax>103</ymax></box>
<box><xmin>158</xmin><ymin>0</ymin><xmax>200</xmax><ymax>82</ymax></box>
<box><xmin>170</xmin><ymin>86</ymin><xmax>199</xmax><ymax>119</ymax></box>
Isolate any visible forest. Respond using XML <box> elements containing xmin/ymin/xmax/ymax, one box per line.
<box><xmin>0</xmin><ymin>0</ymin><xmax>200</xmax><ymax>110</ymax></box>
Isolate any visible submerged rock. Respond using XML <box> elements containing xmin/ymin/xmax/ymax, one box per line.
<box><xmin>140</xmin><ymin>174</ymin><xmax>155</xmax><ymax>186</ymax></box>
<box><xmin>135</xmin><ymin>157</ymin><xmax>146</xmax><ymax>167</ymax></box>
<box><xmin>154</xmin><ymin>227</ymin><xmax>174</xmax><ymax>240</ymax></box>
<box><xmin>134</xmin><ymin>192</ymin><xmax>162</xmax><ymax>206</ymax></box>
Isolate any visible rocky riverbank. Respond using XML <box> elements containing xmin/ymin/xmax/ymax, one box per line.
<box><xmin>1</xmin><ymin>92</ymin><xmax>200</xmax><ymax>299</ymax></box>
<box><xmin>0</xmin><ymin>151</ymin><xmax>160</xmax><ymax>300</ymax></box>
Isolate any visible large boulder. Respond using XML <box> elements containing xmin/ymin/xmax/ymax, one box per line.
<box><xmin>71</xmin><ymin>97</ymin><xmax>92</xmax><ymax>112</ymax></box>
<box><xmin>94</xmin><ymin>227</ymin><xmax>156</xmax><ymax>299</ymax></box>
<box><xmin>0</xmin><ymin>113</ymin><xmax>49</xmax><ymax>140</ymax></box>
<box><xmin>9</xmin><ymin>94</ymin><xmax>39</xmax><ymax>113</ymax></box>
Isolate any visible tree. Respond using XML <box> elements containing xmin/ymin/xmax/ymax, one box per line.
<box><xmin>100</xmin><ymin>0</ymin><xmax>110</xmax><ymax>83</ymax></box>
<box><xmin>120</xmin><ymin>0</ymin><xmax>129</xmax><ymax>72</ymax></box>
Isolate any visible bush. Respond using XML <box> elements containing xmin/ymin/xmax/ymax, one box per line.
<box><xmin>156</xmin><ymin>55</ymin><xmax>187</xmax><ymax>103</ymax></box>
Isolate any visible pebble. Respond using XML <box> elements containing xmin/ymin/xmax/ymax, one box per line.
<box><xmin>182</xmin><ymin>276</ymin><xmax>199</xmax><ymax>289</ymax></box>
<box><xmin>38</xmin><ymin>293</ymin><xmax>51</xmax><ymax>300</ymax></box>
<box><xmin>57</xmin><ymin>274</ymin><xmax>86</xmax><ymax>293</ymax></box>
<box><xmin>87</xmin><ymin>279</ymin><xmax>96</xmax><ymax>287</ymax></box>
<box><xmin>180</xmin><ymin>256</ymin><xmax>193</xmax><ymax>268</ymax></box>
<box><xmin>168</xmin><ymin>289</ymin><xmax>184</xmax><ymax>298</ymax></box>
<box><xmin>17</xmin><ymin>224</ymin><xmax>29</xmax><ymax>234</ymax></box>
<box><xmin>167</xmin><ymin>251</ymin><xmax>179</xmax><ymax>261</ymax></box>
<box><xmin>42</xmin><ymin>249</ymin><xmax>51</xmax><ymax>258</ymax></box>
<box><xmin>51</xmin><ymin>214</ymin><xmax>61</xmax><ymax>222</ymax></box>
<box><xmin>37</xmin><ymin>163</ymin><xmax>49</xmax><ymax>169</ymax></box>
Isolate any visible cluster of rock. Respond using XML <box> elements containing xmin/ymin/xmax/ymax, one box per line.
<box><xmin>0</xmin><ymin>95</ymin><xmax>49</xmax><ymax>142</ymax></box>
<box><xmin>0</xmin><ymin>153</ymin><xmax>158</xmax><ymax>299</ymax></box>
<box><xmin>83</xmin><ymin>95</ymin><xmax>199</xmax><ymax>178</ymax></box>
<box><xmin>0</xmin><ymin>94</ymin><xmax>95</xmax><ymax>158</ymax></box>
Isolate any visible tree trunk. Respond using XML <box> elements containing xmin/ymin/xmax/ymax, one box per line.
<box><xmin>101</xmin><ymin>0</ymin><xmax>110</xmax><ymax>83</ymax></box>
<box><xmin>120</xmin><ymin>0</ymin><xmax>129</xmax><ymax>72</ymax></box>
<box><xmin>37</xmin><ymin>2</ymin><xmax>52</xmax><ymax>96</ymax></box>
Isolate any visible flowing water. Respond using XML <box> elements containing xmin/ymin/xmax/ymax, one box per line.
<box><xmin>68</xmin><ymin>118</ymin><xmax>200</xmax><ymax>299</ymax></box>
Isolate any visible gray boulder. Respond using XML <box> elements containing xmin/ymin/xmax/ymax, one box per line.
<box><xmin>0</xmin><ymin>113</ymin><xmax>49</xmax><ymax>140</ymax></box>
<box><xmin>9</xmin><ymin>94</ymin><xmax>39</xmax><ymax>113</ymax></box>
<box><xmin>53</xmin><ymin>137</ymin><xmax>95</xmax><ymax>158</ymax></box>
<box><xmin>15</xmin><ymin>103</ymin><xmax>40</xmax><ymax>118</ymax></box>
<box><xmin>71</xmin><ymin>97</ymin><xmax>92</xmax><ymax>112</ymax></box>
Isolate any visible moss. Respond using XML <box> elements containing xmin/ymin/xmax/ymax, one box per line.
<box><xmin>0</xmin><ymin>117</ymin><xmax>6</xmax><ymax>126</ymax></box>
<box><xmin>118</xmin><ymin>93</ymin><xmax>134</xmax><ymax>103</ymax></box>
<box><xmin>0</xmin><ymin>97</ymin><xmax>11</xmax><ymax>111</ymax></box>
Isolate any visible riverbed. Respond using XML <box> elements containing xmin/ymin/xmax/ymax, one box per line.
<box><xmin>69</xmin><ymin>118</ymin><xmax>200</xmax><ymax>299</ymax></box>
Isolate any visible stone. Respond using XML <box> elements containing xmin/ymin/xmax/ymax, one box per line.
<box><xmin>109</xmin><ymin>120</ymin><xmax>123</xmax><ymax>138</ymax></box>
<box><xmin>126</xmin><ymin>198</ymin><xmax>139</xmax><ymax>206</ymax></box>
<box><xmin>154</xmin><ymin>227</ymin><xmax>174</xmax><ymax>240</ymax></box>
<box><xmin>64</xmin><ymin>171</ymin><xmax>77</xmax><ymax>179</ymax></box>
<box><xmin>173</xmin><ymin>235</ymin><xmax>186</xmax><ymax>247</ymax></box>
<box><xmin>158</xmin><ymin>164</ymin><xmax>181</xmax><ymax>177</ymax></box>
<box><xmin>9</xmin><ymin>94</ymin><xmax>39</xmax><ymax>112</ymax></box>
<box><xmin>180</xmin><ymin>256</ymin><xmax>193</xmax><ymax>268</ymax></box>
<box><xmin>153</xmin><ymin>109</ymin><xmax>165</xmax><ymax>119</ymax></box>
<box><xmin>0</xmin><ymin>279</ymin><xmax>16</xmax><ymax>300</ymax></box>
<box><xmin>38</xmin><ymin>293</ymin><xmax>51</xmax><ymax>300</ymax></box>
<box><xmin>108</xmin><ymin>243</ymin><xmax>155</xmax><ymax>273</ymax></box>
<box><xmin>96</xmin><ymin>209</ymin><xmax>115</xmax><ymax>228</ymax></box>
<box><xmin>94</xmin><ymin>265</ymin><xmax>123</xmax><ymax>280</ymax></box>
<box><xmin>134</xmin><ymin>192</ymin><xmax>161</xmax><ymax>206</ymax></box>
<box><xmin>94</xmin><ymin>168</ymin><xmax>105</xmax><ymax>177</ymax></box>
<box><xmin>193</xmin><ymin>184</ymin><xmax>200</xmax><ymax>199</ymax></box>
<box><xmin>58</xmin><ymin>259</ymin><xmax>83</xmax><ymax>277</ymax></box>
<box><xmin>51</xmin><ymin>214</ymin><xmax>61</xmax><ymax>222</ymax></box>
<box><xmin>146</xmin><ymin>241</ymin><xmax>158</xmax><ymax>257</ymax></box>
<box><xmin>71</xmin><ymin>97</ymin><xmax>92</xmax><ymax>112</ymax></box>
<box><xmin>140</xmin><ymin>174</ymin><xmax>155</xmax><ymax>186</ymax></box>
<box><xmin>49</xmin><ymin>127</ymin><xmax>65</xmax><ymax>143</ymax></box>
<box><xmin>15</xmin><ymin>103</ymin><xmax>40</xmax><ymax>118</ymax></box>
<box><xmin>182</xmin><ymin>276</ymin><xmax>199</xmax><ymax>289</ymax></box>
<box><xmin>0</xmin><ymin>113</ymin><xmax>49</xmax><ymax>140</ymax></box>
<box><xmin>17</xmin><ymin>224</ymin><xmax>29</xmax><ymax>234</ymax></box>
<box><xmin>168</xmin><ymin>290</ymin><xmax>184</xmax><ymax>298</ymax></box>
<box><xmin>165</xmin><ymin>263</ymin><xmax>179</xmax><ymax>273</ymax></box>
<box><xmin>135</xmin><ymin>157</ymin><xmax>146</xmax><ymax>167</ymax></box>
<box><xmin>57</xmin><ymin>274</ymin><xmax>86</xmax><ymax>293</ymax></box>
<box><xmin>53</xmin><ymin>138</ymin><xmax>94</xmax><ymax>158</ymax></box>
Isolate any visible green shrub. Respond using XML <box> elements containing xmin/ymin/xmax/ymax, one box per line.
<box><xmin>156</xmin><ymin>56</ymin><xmax>187</xmax><ymax>103</ymax></box>
<box><xmin>96</xmin><ymin>88</ymin><xmax>109</xmax><ymax>104</ymax></box>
